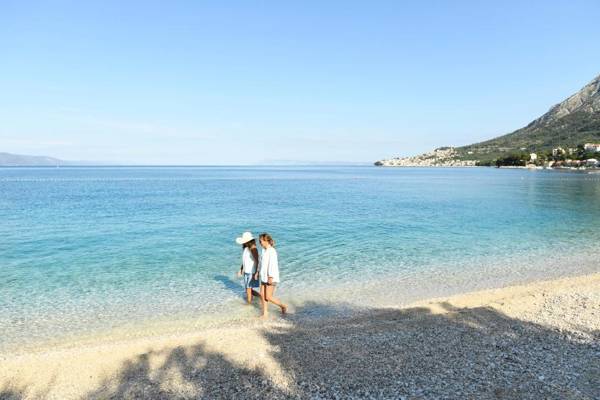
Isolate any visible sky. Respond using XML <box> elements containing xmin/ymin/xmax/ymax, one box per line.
<box><xmin>1</xmin><ymin>1</ymin><xmax>600</xmax><ymax>165</ymax></box>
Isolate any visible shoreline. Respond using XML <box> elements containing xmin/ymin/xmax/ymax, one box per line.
<box><xmin>2</xmin><ymin>272</ymin><xmax>599</xmax><ymax>399</ymax></box>
<box><xmin>4</xmin><ymin>249</ymin><xmax>599</xmax><ymax>357</ymax></box>
<box><xmin>375</xmin><ymin>164</ymin><xmax>600</xmax><ymax>173</ymax></box>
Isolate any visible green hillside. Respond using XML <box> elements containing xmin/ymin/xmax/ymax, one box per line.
<box><xmin>456</xmin><ymin>74</ymin><xmax>600</xmax><ymax>163</ymax></box>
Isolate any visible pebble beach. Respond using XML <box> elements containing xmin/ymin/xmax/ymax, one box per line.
<box><xmin>2</xmin><ymin>273</ymin><xmax>598</xmax><ymax>399</ymax></box>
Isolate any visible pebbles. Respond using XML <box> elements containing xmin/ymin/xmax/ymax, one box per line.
<box><xmin>2</xmin><ymin>274</ymin><xmax>598</xmax><ymax>399</ymax></box>
<box><xmin>241</xmin><ymin>276</ymin><xmax>600</xmax><ymax>399</ymax></box>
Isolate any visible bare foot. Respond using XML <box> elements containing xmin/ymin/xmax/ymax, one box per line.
<box><xmin>281</xmin><ymin>305</ymin><xmax>287</xmax><ymax>314</ymax></box>
<box><xmin>260</xmin><ymin>314</ymin><xmax>269</xmax><ymax>320</ymax></box>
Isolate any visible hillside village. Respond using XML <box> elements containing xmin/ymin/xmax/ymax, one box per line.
<box><xmin>376</xmin><ymin>73</ymin><xmax>600</xmax><ymax>170</ymax></box>
<box><xmin>374</xmin><ymin>147</ymin><xmax>476</xmax><ymax>167</ymax></box>
<box><xmin>483</xmin><ymin>142</ymin><xmax>600</xmax><ymax>169</ymax></box>
<box><xmin>375</xmin><ymin>143</ymin><xmax>600</xmax><ymax>169</ymax></box>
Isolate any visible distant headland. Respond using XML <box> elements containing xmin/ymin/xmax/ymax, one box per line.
<box><xmin>0</xmin><ymin>152</ymin><xmax>103</xmax><ymax>167</ymax></box>
<box><xmin>0</xmin><ymin>152</ymin><xmax>69</xmax><ymax>166</ymax></box>
<box><xmin>376</xmin><ymin>73</ymin><xmax>600</xmax><ymax>169</ymax></box>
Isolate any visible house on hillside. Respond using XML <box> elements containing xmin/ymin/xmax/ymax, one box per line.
<box><xmin>552</xmin><ymin>147</ymin><xmax>565</xmax><ymax>157</ymax></box>
<box><xmin>584</xmin><ymin>143</ymin><xmax>600</xmax><ymax>152</ymax></box>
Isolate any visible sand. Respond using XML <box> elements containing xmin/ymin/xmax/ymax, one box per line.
<box><xmin>1</xmin><ymin>273</ymin><xmax>599</xmax><ymax>399</ymax></box>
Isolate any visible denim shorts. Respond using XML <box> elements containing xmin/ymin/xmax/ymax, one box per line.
<box><xmin>243</xmin><ymin>273</ymin><xmax>259</xmax><ymax>289</ymax></box>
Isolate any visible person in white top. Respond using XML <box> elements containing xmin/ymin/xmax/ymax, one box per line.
<box><xmin>235</xmin><ymin>231</ymin><xmax>260</xmax><ymax>304</ymax></box>
<box><xmin>258</xmin><ymin>233</ymin><xmax>287</xmax><ymax>318</ymax></box>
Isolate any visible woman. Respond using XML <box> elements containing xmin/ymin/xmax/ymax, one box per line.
<box><xmin>259</xmin><ymin>233</ymin><xmax>287</xmax><ymax>318</ymax></box>
<box><xmin>235</xmin><ymin>231</ymin><xmax>260</xmax><ymax>304</ymax></box>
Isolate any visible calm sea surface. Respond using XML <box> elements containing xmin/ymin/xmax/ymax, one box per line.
<box><xmin>1</xmin><ymin>166</ymin><xmax>599</xmax><ymax>350</ymax></box>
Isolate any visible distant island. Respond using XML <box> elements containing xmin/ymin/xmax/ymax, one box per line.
<box><xmin>376</xmin><ymin>73</ymin><xmax>600</xmax><ymax>169</ymax></box>
<box><xmin>0</xmin><ymin>152</ymin><xmax>69</xmax><ymax>166</ymax></box>
<box><xmin>0</xmin><ymin>152</ymin><xmax>101</xmax><ymax>167</ymax></box>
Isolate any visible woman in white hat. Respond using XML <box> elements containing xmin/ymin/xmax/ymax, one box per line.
<box><xmin>235</xmin><ymin>231</ymin><xmax>260</xmax><ymax>304</ymax></box>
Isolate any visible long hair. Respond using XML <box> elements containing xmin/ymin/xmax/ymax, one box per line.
<box><xmin>259</xmin><ymin>233</ymin><xmax>275</xmax><ymax>247</ymax></box>
<box><xmin>243</xmin><ymin>239</ymin><xmax>259</xmax><ymax>265</ymax></box>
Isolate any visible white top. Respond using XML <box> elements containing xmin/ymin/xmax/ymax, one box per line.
<box><xmin>242</xmin><ymin>247</ymin><xmax>257</xmax><ymax>274</ymax></box>
<box><xmin>260</xmin><ymin>247</ymin><xmax>280</xmax><ymax>283</ymax></box>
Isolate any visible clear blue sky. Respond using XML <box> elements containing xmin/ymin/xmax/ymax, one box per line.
<box><xmin>1</xmin><ymin>1</ymin><xmax>599</xmax><ymax>164</ymax></box>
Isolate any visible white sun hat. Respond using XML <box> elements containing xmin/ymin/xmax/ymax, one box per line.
<box><xmin>235</xmin><ymin>231</ymin><xmax>255</xmax><ymax>245</ymax></box>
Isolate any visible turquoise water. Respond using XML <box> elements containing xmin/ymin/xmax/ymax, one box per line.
<box><xmin>1</xmin><ymin>166</ymin><xmax>600</xmax><ymax>350</ymax></box>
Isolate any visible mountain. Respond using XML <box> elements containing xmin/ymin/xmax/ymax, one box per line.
<box><xmin>374</xmin><ymin>73</ymin><xmax>600</xmax><ymax>167</ymax></box>
<box><xmin>0</xmin><ymin>152</ymin><xmax>72</xmax><ymax>166</ymax></box>
<box><xmin>457</xmin><ymin>73</ymin><xmax>600</xmax><ymax>161</ymax></box>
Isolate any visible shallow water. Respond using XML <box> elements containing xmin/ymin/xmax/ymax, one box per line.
<box><xmin>1</xmin><ymin>166</ymin><xmax>599</xmax><ymax>350</ymax></box>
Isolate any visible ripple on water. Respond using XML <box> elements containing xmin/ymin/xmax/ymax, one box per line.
<box><xmin>1</xmin><ymin>166</ymin><xmax>599</xmax><ymax>350</ymax></box>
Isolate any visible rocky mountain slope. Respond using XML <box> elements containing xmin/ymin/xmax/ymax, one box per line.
<box><xmin>458</xmin><ymin>73</ymin><xmax>600</xmax><ymax>161</ymax></box>
<box><xmin>376</xmin><ymin>73</ymin><xmax>600</xmax><ymax>166</ymax></box>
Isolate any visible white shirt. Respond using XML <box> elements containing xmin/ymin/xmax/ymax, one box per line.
<box><xmin>260</xmin><ymin>247</ymin><xmax>280</xmax><ymax>283</ymax></box>
<box><xmin>242</xmin><ymin>247</ymin><xmax>257</xmax><ymax>274</ymax></box>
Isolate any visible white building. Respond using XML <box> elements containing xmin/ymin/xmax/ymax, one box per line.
<box><xmin>530</xmin><ymin>153</ymin><xmax>537</xmax><ymax>162</ymax></box>
<box><xmin>552</xmin><ymin>147</ymin><xmax>565</xmax><ymax>157</ymax></box>
<box><xmin>584</xmin><ymin>143</ymin><xmax>600</xmax><ymax>152</ymax></box>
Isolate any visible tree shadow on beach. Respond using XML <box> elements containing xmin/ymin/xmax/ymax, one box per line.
<box><xmin>85</xmin><ymin>343</ymin><xmax>287</xmax><ymax>400</ymax></box>
<box><xmin>0</xmin><ymin>387</ymin><xmax>25</xmax><ymax>400</ymax></box>
<box><xmin>7</xmin><ymin>302</ymin><xmax>597</xmax><ymax>399</ymax></box>
<box><xmin>0</xmin><ymin>383</ymin><xmax>51</xmax><ymax>400</ymax></box>
<box><xmin>265</xmin><ymin>303</ymin><xmax>599</xmax><ymax>399</ymax></box>
<box><xmin>79</xmin><ymin>300</ymin><xmax>599</xmax><ymax>400</ymax></box>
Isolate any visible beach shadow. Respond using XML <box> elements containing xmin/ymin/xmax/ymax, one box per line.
<box><xmin>0</xmin><ymin>383</ymin><xmax>51</xmax><ymax>400</ymax></box>
<box><xmin>85</xmin><ymin>343</ymin><xmax>288</xmax><ymax>400</ymax></box>
<box><xmin>213</xmin><ymin>274</ymin><xmax>262</xmax><ymax>311</ymax></box>
<box><xmin>77</xmin><ymin>301</ymin><xmax>599</xmax><ymax>399</ymax></box>
<box><xmin>0</xmin><ymin>386</ymin><xmax>24</xmax><ymax>400</ymax></box>
<box><xmin>213</xmin><ymin>274</ymin><xmax>242</xmax><ymax>295</ymax></box>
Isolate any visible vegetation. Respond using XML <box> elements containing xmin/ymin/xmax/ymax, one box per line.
<box><xmin>458</xmin><ymin>111</ymin><xmax>600</xmax><ymax>161</ymax></box>
<box><xmin>495</xmin><ymin>153</ymin><xmax>529</xmax><ymax>167</ymax></box>
<box><xmin>474</xmin><ymin>153</ymin><xmax>529</xmax><ymax>167</ymax></box>
<box><xmin>474</xmin><ymin>144</ymin><xmax>599</xmax><ymax>167</ymax></box>
<box><xmin>379</xmin><ymin>74</ymin><xmax>600</xmax><ymax>167</ymax></box>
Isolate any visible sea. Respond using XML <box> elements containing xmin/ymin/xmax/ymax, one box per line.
<box><xmin>1</xmin><ymin>166</ymin><xmax>599</xmax><ymax>352</ymax></box>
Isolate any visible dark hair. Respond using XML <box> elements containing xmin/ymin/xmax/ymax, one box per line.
<box><xmin>243</xmin><ymin>239</ymin><xmax>259</xmax><ymax>264</ymax></box>
<box><xmin>259</xmin><ymin>233</ymin><xmax>275</xmax><ymax>246</ymax></box>
<box><xmin>242</xmin><ymin>239</ymin><xmax>257</xmax><ymax>249</ymax></box>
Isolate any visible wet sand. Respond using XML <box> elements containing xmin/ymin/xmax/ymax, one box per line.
<box><xmin>1</xmin><ymin>273</ymin><xmax>599</xmax><ymax>399</ymax></box>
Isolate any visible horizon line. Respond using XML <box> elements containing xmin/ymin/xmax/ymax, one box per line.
<box><xmin>0</xmin><ymin>163</ymin><xmax>374</xmax><ymax>168</ymax></box>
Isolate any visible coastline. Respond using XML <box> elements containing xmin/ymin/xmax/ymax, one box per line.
<box><xmin>375</xmin><ymin>164</ymin><xmax>600</xmax><ymax>173</ymax></box>
<box><xmin>4</xmin><ymin>247</ymin><xmax>599</xmax><ymax>357</ymax></box>
<box><xmin>2</xmin><ymin>272</ymin><xmax>598</xmax><ymax>399</ymax></box>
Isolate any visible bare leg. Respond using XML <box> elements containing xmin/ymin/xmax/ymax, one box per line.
<box><xmin>245</xmin><ymin>288</ymin><xmax>252</xmax><ymax>304</ymax></box>
<box><xmin>265</xmin><ymin>285</ymin><xmax>287</xmax><ymax>314</ymax></box>
<box><xmin>260</xmin><ymin>284</ymin><xmax>268</xmax><ymax>318</ymax></box>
